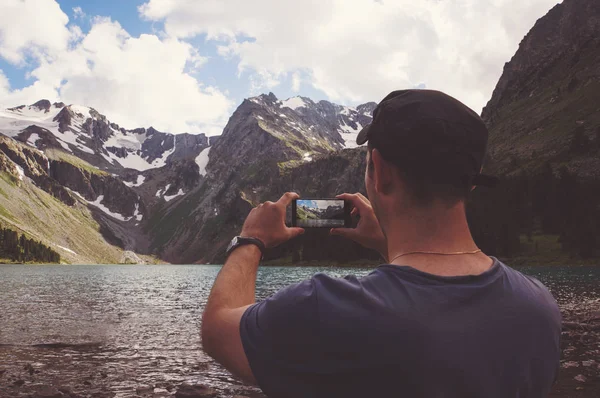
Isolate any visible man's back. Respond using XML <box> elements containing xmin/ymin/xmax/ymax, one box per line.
<box><xmin>240</xmin><ymin>257</ymin><xmax>561</xmax><ymax>397</ymax></box>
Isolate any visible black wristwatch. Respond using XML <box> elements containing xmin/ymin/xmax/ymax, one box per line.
<box><xmin>225</xmin><ymin>236</ymin><xmax>266</xmax><ymax>259</ymax></box>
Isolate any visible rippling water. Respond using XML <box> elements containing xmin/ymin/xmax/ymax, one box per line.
<box><xmin>0</xmin><ymin>263</ymin><xmax>598</xmax><ymax>397</ymax></box>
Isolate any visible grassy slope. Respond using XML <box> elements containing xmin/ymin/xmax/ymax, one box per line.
<box><xmin>296</xmin><ymin>206</ymin><xmax>318</xmax><ymax>221</ymax></box>
<box><xmin>45</xmin><ymin>148</ymin><xmax>110</xmax><ymax>176</ymax></box>
<box><xmin>0</xmin><ymin>171</ymin><xmax>128</xmax><ymax>264</ymax></box>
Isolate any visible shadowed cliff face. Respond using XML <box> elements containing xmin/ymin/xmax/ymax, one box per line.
<box><xmin>481</xmin><ymin>0</ymin><xmax>600</xmax><ymax>179</ymax></box>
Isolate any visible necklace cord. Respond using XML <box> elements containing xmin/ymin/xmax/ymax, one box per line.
<box><xmin>389</xmin><ymin>249</ymin><xmax>482</xmax><ymax>264</ymax></box>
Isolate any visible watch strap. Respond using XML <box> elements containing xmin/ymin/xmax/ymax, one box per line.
<box><xmin>227</xmin><ymin>236</ymin><xmax>266</xmax><ymax>258</ymax></box>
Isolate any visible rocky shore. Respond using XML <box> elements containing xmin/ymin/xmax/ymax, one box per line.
<box><xmin>550</xmin><ymin>298</ymin><xmax>600</xmax><ymax>397</ymax></box>
<box><xmin>1</xmin><ymin>299</ymin><xmax>598</xmax><ymax>398</ymax></box>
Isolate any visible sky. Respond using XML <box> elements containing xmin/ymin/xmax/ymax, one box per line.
<box><xmin>299</xmin><ymin>200</ymin><xmax>342</xmax><ymax>211</ymax></box>
<box><xmin>0</xmin><ymin>0</ymin><xmax>560</xmax><ymax>136</ymax></box>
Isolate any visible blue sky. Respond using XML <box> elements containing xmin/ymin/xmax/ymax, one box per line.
<box><xmin>0</xmin><ymin>0</ymin><xmax>559</xmax><ymax>135</ymax></box>
<box><xmin>298</xmin><ymin>200</ymin><xmax>342</xmax><ymax>211</ymax></box>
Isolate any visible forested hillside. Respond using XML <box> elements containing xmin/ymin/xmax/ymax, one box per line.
<box><xmin>0</xmin><ymin>223</ymin><xmax>60</xmax><ymax>263</ymax></box>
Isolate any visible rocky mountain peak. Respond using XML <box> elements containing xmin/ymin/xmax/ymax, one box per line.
<box><xmin>357</xmin><ymin>102</ymin><xmax>377</xmax><ymax>116</ymax></box>
<box><xmin>53</xmin><ymin>107</ymin><xmax>73</xmax><ymax>133</ymax></box>
<box><xmin>481</xmin><ymin>0</ymin><xmax>600</xmax><ymax>179</ymax></box>
<box><xmin>31</xmin><ymin>99</ymin><xmax>52</xmax><ymax>113</ymax></box>
<box><xmin>482</xmin><ymin>0</ymin><xmax>600</xmax><ymax>123</ymax></box>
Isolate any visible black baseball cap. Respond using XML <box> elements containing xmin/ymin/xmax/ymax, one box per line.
<box><xmin>357</xmin><ymin>89</ymin><xmax>499</xmax><ymax>187</ymax></box>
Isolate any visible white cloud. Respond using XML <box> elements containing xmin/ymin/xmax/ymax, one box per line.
<box><xmin>0</xmin><ymin>3</ymin><xmax>233</xmax><ymax>136</ymax></box>
<box><xmin>0</xmin><ymin>69</ymin><xmax>60</xmax><ymax>106</ymax></box>
<box><xmin>291</xmin><ymin>72</ymin><xmax>301</xmax><ymax>92</ymax></box>
<box><xmin>0</xmin><ymin>0</ymin><xmax>72</xmax><ymax>65</ymax></box>
<box><xmin>53</xmin><ymin>19</ymin><xmax>232</xmax><ymax>135</ymax></box>
<box><xmin>139</xmin><ymin>0</ymin><xmax>560</xmax><ymax>113</ymax></box>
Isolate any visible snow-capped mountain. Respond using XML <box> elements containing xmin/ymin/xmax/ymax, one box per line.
<box><xmin>251</xmin><ymin>92</ymin><xmax>375</xmax><ymax>150</ymax></box>
<box><xmin>0</xmin><ymin>99</ymin><xmax>210</xmax><ymax>174</ymax></box>
<box><xmin>0</xmin><ymin>93</ymin><xmax>375</xmax><ymax>264</ymax></box>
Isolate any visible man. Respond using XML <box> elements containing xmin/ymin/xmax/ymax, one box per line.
<box><xmin>201</xmin><ymin>90</ymin><xmax>562</xmax><ymax>397</ymax></box>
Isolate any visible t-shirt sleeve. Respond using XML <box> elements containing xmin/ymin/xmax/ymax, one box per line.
<box><xmin>240</xmin><ymin>277</ymin><xmax>322</xmax><ymax>397</ymax></box>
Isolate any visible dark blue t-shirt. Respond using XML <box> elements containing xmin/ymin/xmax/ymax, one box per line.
<box><xmin>240</xmin><ymin>257</ymin><xmax>561</xmax><ymax>398</ymax></box>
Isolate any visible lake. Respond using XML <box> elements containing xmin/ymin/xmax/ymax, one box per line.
<box><xmin>0</xmin><ymin>263</ymin><xmax>599</xmax><ymax>397</ymax></box>
<box><xmin>297</xmin><ymin>219</ymin><xmax>345</xmax><ymax>228</ymax></box>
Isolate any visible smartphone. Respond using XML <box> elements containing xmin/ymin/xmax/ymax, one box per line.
<box><xmin>292</xmin><ymin>198</ymin><xmax>352</xmax><ymax>228</ymax></box>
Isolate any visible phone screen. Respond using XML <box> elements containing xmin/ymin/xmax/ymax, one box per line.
<box><xmin>292</xmin><ymin>199</ymin><xmax>350</xmax><ymax>228</ymax></box>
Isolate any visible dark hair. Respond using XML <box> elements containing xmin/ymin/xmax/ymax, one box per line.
<box><xmin>367</xmin><ymin>143</ymin><xmax>471</xmax><ymax>207</ymax></box>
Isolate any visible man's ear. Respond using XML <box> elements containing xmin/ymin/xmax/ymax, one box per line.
<box><xmin>371</xmin><ymin>149</ymin><xmax>393</xmax><ymax>195</ymax></box>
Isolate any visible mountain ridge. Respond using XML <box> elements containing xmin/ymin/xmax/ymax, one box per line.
<box><xmin>0</xmin><ymin>93</ymin><xmax>376</xmax><ymax>264</ymax></box>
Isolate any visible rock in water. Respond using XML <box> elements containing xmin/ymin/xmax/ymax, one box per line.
<box><xmin>24</xmin><ymin>362</ymin><xmax>35</xmax><ymax>375</ymax></box>
<box><xmin>119</xmin><ymin>250</ymin><xmax>145</xmax><ymax>264</ymax></box>
<box><xmin>562</xmin><ymin>361</ymin><xmax>580</xmax><ymax>368</ymax></box>
<box><xmin>32</xmin><ymin>386</ymin><xmax>64</xmax><ymax>398</ymax></box>
<box><xmin>175</xmin><ymin>383</ymin><xmax>218</xmax><ymax>398</ymax></box>
<box><xmin>135</xmin><ymin>385</ymin><xmax>153</xmax><ymax>395</ymax></box>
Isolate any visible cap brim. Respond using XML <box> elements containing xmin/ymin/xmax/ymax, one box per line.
<box><xmin>472</xmin><ymin>174</ymin><xmax>500</xmax><ymax>188</ymax></box>
<box><xmin>356</xmin><ymin>124</ymin><xmax>370</xmax><ymax>145</ymax></box>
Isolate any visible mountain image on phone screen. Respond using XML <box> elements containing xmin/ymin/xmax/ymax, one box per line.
<box><xmin>296</xmin><ymin>199</ymin><xmax>345</xmax><ymax>228</ymax></box>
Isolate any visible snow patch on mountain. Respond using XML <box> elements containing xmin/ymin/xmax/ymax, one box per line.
<box><xmin>58</xmin><ymin>128</ymin><xmax>95</xmax><ymax>154</ymax></box>
<box><xmin>133</xmin><ymin>203</ymin><xmax>143</xmax><ymax>221</ymax></box>
<box><xmin>124</xmin><ymin>175</ymin><xmax>146</xmax><ymax>187</ymax></box>
<box><xmin>164</xmin><ymin>189</ymin><xmax>184</xmax><ymax>202</ymax></box>
<box><xmin>154</xmin><ymin>136</ymin><xmax>176</xmax><ymax>167</ymax></box>
<box><xmin>156</xmin><ymin>184</ymin><xmax>171</xmax><ymax>198</ymax></box>
<box><xmin>281</xmin><ymin>97</ymin><xmax>307</xmax><ymax>110</ymax></box>
<box><xmin>196</xmin><ymin>147</ymin><xmax>211</xmax><ymax>177</ymax></box>
<box><xmin>303</xmin><ymin>152</ymin><xmax>313</xmax><ymax>162</ymax></box>
<box><xmin>339</xmin><ymin>120</ymin><xmax>363</xmax><ymax>149</ymax></box>
<box><xmin>102</xmin><ymin>141</ymin><xmax>175</xmax><ymax>171</ymax></box>
<box><xmin>68</xmin><ymin>105</ymin><xmax>91</xmax><ymax>118</ymax></box>
<box><xmin>27</xmin><ymin>133</ymin><xmax>39</xmax><ymax>147</ymax></box>
<box><xmin>15</xmin><ymin>164</ymin><xmax>25</xmax><ymax>180</ymax></box>
<box><xmin>56</xmin><ymin>245</ymin><xmax>77</xmax><ymax>255</ymax></box>
<box><xmin>104</xmin><ymin>128</ymin><xmax>145</xmax><ymax>151</ymax></box>
<box><xmin>88</xmin><ymin>195</ymin><xmax>130</xmax><ymax>222</ymax></box>
<box><xmin>102</xmin><ymin>151</ymin><xmax>149</xmax><ymax>171</ymax></box>
<box><xmin>340</xmin><ymin>106</ymin><xmax>353</xmax><ymax>116</ymax></box>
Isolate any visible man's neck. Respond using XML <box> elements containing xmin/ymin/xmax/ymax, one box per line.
<box><xmin>383</xmin><ymin>202</ymin><xmax>493</xmax><ymax>276</ymax></box>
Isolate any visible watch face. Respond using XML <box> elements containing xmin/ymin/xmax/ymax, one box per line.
<box><xmin>227</xmin><ymin>236</ymin><xmax>239</xmax><ymax>252</ymax></box>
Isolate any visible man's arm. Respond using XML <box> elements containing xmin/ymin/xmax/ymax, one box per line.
<box><xmin>201</xmin><ymin>192</ymin><xmax>304</xmax><ymax>384</ymax></box>
<box><xmin>201</xmin><ymin>244</ymin><xmax>261</xmax><ymax>383</ymax></box>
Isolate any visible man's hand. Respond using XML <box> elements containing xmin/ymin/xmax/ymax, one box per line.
<box><xmin>241</xmin><ymin>192</ymin><xmax>305</xmax><ymax>248</ymax></box>
<box><xmin>330</xmin><ymin>193</ymin><xmax>388</xmax><ymax>260</ymax></box>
